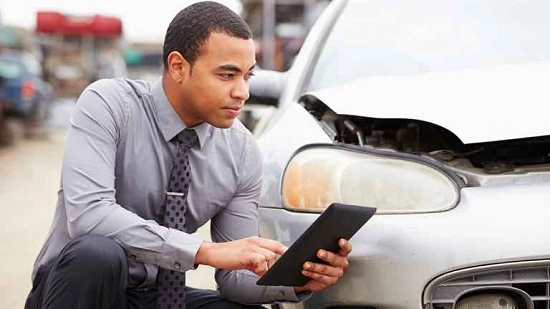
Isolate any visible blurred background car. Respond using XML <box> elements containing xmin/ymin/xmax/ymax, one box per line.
<box><xmin>0</xmin><ymin>49</ymin><xmax>54</xmax><ymax>139</ymax></box>
<box><xmin>250</xmin><ymin>0</ymin><xmax>550</xmax><ymax>308</ymax></box>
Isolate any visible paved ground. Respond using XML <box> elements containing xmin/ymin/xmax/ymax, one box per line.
<box><xmin>0</xmin><ymin>100</ymin><xmax>215</xmax><ymax>309</ymax></box>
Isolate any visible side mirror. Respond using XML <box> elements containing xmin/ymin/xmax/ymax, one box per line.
<box><xmin>248</xmin><ymin>69</ymin><xmax>288</xmax><ymax>107</ymax></box>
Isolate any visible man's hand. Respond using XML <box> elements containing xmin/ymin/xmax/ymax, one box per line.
<box><xmin>294</xmin><ymin>238</ymin><xmax>352</xmax><ymax>293</ymax></box>
<box><xmin>195</xmin><ymin>236</ymin><xmax>287</xmax><ymax>276</ymax></box>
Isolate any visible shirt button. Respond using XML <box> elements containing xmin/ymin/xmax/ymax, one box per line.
<box><xmin>174</xmin><ymin>262</ymin><xmax>181</xmax><ymax>270</ymax></box>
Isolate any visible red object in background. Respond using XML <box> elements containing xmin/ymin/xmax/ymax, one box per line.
<box><xmin>21</xmin><ymin>80</ymin><xmax>35</xmax><ymax>99</ymax></box>
<box><xmin>35</xmin><ymin>11</ymin><xmax>122</xmax><ymax>38</ymax></box>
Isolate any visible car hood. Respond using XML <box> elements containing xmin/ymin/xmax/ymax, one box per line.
<box><xmin>302</xmin><ymin>60</ymin><xmax>550</xmax><ymax>144</ymax></box>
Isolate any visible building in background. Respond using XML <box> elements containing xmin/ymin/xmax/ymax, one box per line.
<box><xmin>242</xmin><ymin>0</ymin><xmax>329</xmax><ymax>71</ymax></box>
<box><xmin>35</xmin><ymin>12</ymin><xmax>126</xmax><ymax>97</ymax></box>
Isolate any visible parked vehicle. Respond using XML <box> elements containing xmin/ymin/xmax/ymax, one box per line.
<box><xmin>250</xmin><ymin>0</ymin><xmax>550</xmax><ymax>308</ymax></box>
<box><xmin>0</xmin><ymin>50</ymin><xmax>54</xmax><ymax>138</ymax></box>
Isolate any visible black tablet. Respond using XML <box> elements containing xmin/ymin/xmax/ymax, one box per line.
<box><xmin>256</xmin><ymin>203</ymin><xmax>376</xmax><ymax>287</ymax></box>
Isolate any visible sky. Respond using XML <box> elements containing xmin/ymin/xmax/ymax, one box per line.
<box><xmin>0</xmin><ymin>0</ymin><xmax>242</xmax><ymax>43</ymax></box>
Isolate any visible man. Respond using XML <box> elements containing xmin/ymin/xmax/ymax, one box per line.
<box><xmin>25</xmin><ymin>2</ymin><xmax>352</xmax><ymax>308</ymax></box>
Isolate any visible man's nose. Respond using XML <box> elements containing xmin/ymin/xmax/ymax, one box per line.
<box><xmin>231</xmin><ymin>78</ymin><xmax>250</xmax><ymax>101</ymax></box>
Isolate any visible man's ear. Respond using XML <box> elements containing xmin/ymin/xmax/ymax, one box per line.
<box><xmin>167</xmin><ymin>51</ymin><xmax>191</xmax><ymax>83</ymax></box>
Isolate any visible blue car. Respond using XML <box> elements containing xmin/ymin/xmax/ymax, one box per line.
<box><xmin>0</xmin><ymin>50</ymin><xmax>54</xmax><ymax>137</ymax></box>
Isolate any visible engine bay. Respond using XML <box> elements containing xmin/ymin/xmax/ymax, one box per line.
<box><xmin>301</xmin><ymin>97</ymin><xmax>550</xmax><ymax>175</ymax></box>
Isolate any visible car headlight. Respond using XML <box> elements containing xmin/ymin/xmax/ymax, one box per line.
<box><xmin>456</xmin><ymin>293</ymin><xmax>519</xmax><ymax>308</ymax></box>
<box><xmin>281</xmin><ymin>145</ymin><xmax>461</xmax><ymax>213</ymax></box>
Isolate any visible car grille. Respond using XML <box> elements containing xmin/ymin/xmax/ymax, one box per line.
<box><xmin>424</xmin><ymin>260</ymin><xmax>550</xmax><ymax>309</ymax></box>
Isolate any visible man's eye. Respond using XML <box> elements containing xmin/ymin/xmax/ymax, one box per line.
<box><xmin>245</xmin><ymin>72</ymin><xmax>255</xmax><ymax>80</ymax></box>
<box><xmin>220</xmin><ymin>74</ymin><xmax>233</xmax><ymax>79</ymax></box>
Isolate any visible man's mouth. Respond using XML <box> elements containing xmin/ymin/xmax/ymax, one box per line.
<box><xmin>223</xmin><ymin>106</ymin><xmax>242</xmax><ymax>117</ymax></box>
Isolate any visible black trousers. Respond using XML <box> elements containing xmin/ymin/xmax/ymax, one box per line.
<box><xmin>25</xmin><ymin>235</ymin><xmax>265</xmax><ymax>309</ymax></box>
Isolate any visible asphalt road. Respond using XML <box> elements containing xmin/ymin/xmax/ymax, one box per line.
<box><xmin>0</xmin><ymin>98</ymin><xmax>215</xmax><ymax>309</ymax></box>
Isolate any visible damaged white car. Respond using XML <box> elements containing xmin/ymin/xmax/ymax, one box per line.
<box><xmin>250</xmin><ymin>0</ymin><xmax>550</xmax><ymax>308</ymax></box>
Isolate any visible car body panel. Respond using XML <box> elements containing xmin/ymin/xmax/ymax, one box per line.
<box><xmin>257</xmin><ymin>103</ymin><xmax>331</xmax><ymax>208</ymax></box>
<box><xmin>260</xmin><ymin>182</ymin><xmax>550</xmax><ymax>308</ymax></box>
<box><xmin>275</xmin><ymin>0</ymin><xmax>346</xmax><ymax>108</ymax></box>
<box><xmin>303</xmin><ymin>60</ymin><xmax>550</xmax><ymax>144</ymax></box>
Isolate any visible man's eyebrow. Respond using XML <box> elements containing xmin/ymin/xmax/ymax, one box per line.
<box><xmin>218</xmin><ymin>63</ymin><xmax>257</xmax><ymax>73</ymax></box>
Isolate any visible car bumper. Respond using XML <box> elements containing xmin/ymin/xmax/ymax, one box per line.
<box><xmin>0</xmin><ymin>96</ymin><xmax>33</xmax><ymax>116</ymax></box>
<box><xmin>259</xmin><ymin>182</ymin><xmax>550</xmax><ymax>308</ymax></box>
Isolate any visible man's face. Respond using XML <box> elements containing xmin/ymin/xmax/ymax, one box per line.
<box><xmin>177</xmin><ymin>32</ymin><xmax>256</xmax><ymax>128</ymax></box>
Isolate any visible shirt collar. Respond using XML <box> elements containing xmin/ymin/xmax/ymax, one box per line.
<box><xmin>152</xmin><ymin>78</ymin><xmax>210</xmax><ymax>149</ymax></box>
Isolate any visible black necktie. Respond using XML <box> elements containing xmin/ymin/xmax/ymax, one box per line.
<box><xmin>157</xmin><ymin>129</ymin><xmax>198</xmax><ymax>309</ymax></box>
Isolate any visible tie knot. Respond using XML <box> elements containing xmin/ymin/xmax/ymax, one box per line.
<box><xmin>175</xmin><ymin>129</ymin><xmax>198</xmax><ymax>148</ymax></box>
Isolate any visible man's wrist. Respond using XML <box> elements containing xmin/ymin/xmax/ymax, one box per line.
<box><xmin>195</xmin><ymin>240</ymin><xmax>215</xmax><ymax>266</ymax></box>
<box><xmin>294</xmin><ymin>286</ymin><xmax>308</xmax><ymax>294</ymax></box>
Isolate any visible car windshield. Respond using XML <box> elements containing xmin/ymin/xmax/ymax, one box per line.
<box><xmin>0</xmin><ymin>59</ymin><xmax>23</xmax><ymax>79</ymax></box>
<box><xmin>307</xmin><ymin>0</ymin><xmax>550</xmax><ymax>91</ymax></box>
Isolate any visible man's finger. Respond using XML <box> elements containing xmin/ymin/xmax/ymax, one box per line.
<box><xmin>253</xmin><ymin>246</ymin><xmax>278</xmax><ymax>269</ymax></box>
<box><xmin>248</xmin><ymin>236</ymin><xmax>288</xmax><ymax>255</ymax></box>
<box><xmin>249</xmin><ymin>253</ymin><xmax>269</xmax><ymax>276</ymax></box>
<box><xmin>316</xmin><ymin>249</ymin><xmax>349</xmax><ymax>269</ymax></box>
<box><xmin>337</xmin><ymin>238</ymin><xmax>353</xmax><ymax>257</ymax></box>
<box><xmin>253</xmin><ymin>262</ymin><xmax>269</xmax><ymax>276</ymax></box>
<box><xmin>303</xmin><ymin>262</ymin><xmax>344</xmax><ymax>278</ymax></box>
<box><xmin>301</xmin><ymin>269</ymin><xmax>338</xmax><ymax>287</ymax></box>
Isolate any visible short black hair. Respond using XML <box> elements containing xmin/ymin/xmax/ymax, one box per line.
<box><xmin>162</xmin><ymin>1</ymin><xmax>252</xmax><ymax>69</ymax></box>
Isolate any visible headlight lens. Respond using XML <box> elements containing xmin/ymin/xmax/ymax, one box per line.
<box><xmin>456</xmin><ymin>293</ymin><xmax>519</xmax><ymax>308</ymax></box>
<box><xmin>281</xmin><ymin>146</ymin><xmax>460</xmax><ymax>213</ymax></box>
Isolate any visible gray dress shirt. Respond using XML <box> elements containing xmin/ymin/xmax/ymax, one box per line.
<box><xmin>31</xmin><ymin>78</ymin><xmax>302</xmax><ymax>304</ymax></box>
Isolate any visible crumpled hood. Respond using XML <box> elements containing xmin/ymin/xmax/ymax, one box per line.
<box><xmin>302</xmin><ymin>60</ymin><xmax>550</xmax><ymax>144</ymax></box>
